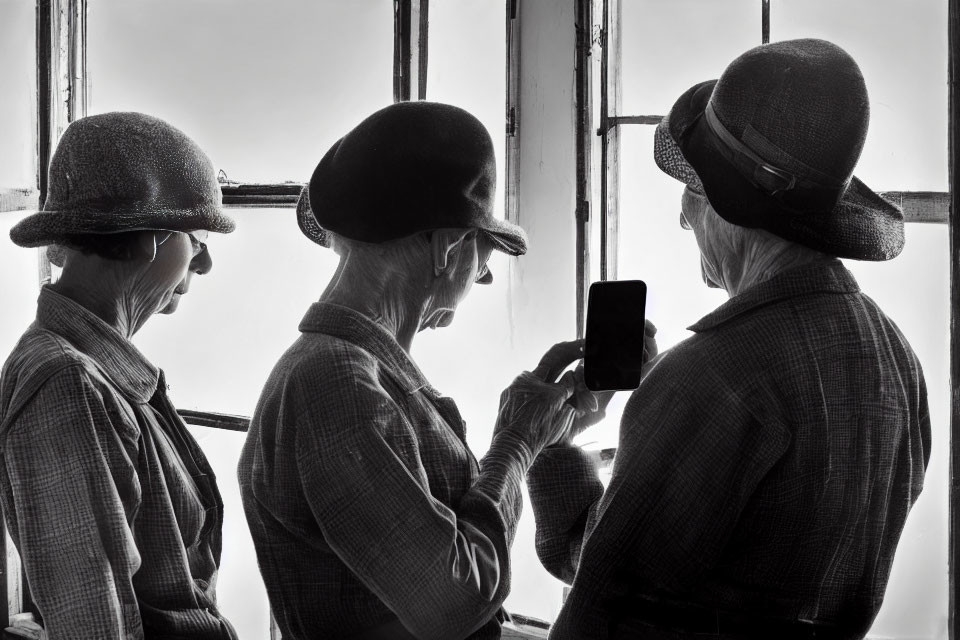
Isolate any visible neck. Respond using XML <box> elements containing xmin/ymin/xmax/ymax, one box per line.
<box><xmin>49</xmin><ymin>259</ymin><xmax>151</xmax><ymax>339</ymax></box>
<box><xmin>320</xmin><ymin>255</ymin><xmax>432</xmax><ymax>353</ymax></box>
<box><xmin>723</xmin><ymin>239</ymin><xmax>830</xmax><ymax>297</ymax></box>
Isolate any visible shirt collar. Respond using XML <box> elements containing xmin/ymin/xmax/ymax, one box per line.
<box><xmin>689</xmin><ymin>259</ymin><xmax>860</xmax><ymax>332</ymax></box>
<box><xmin>36</xmin><ymin>287</ymin><xmax>160</xmax><ymax>403</ymax></box>
<box><xmin>298</xmin><ymin>302</ymin><xmax>432</xmax><ymax>395</ymax></box>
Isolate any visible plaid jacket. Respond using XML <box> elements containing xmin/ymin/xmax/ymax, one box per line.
<box><xmin>530</xmin><ymin>260</ymin><xmax>930</xmax><ymax>639</ymax></box>
<box><xmin>0</xmin><ymin>287</ymin><xmax>236</xmax><ymax>640</ymax></box>
<box><xmin>238</xmin><ymin>302</ymin><xmax>529</xmax><ymax>640</ymax></box>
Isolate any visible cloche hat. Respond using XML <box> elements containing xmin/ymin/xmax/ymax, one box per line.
<box><xmin>299</xmin><ymin>101</ymin><xmax>527</xmax><ymax>255</ymax></box>
<box><xmin>11</xmin><ymin>112</ymin><xmax>235</xmax><ymax>251</ymax></box>
<box><xmin>654</xmin><ymin>38</ymin><xmax>904</xmax><ymax>261</ymax></box>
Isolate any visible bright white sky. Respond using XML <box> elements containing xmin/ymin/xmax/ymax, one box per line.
<box><xmin>0</xmin><ymin>1</ymin><xmax>951</xmax><ymax>637</ymax></box>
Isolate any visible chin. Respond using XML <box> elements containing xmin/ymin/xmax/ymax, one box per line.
<box><xmin>158</xmin><ymin>295</ymin><xmax>181</xmax><ymax>315</ymax></box>
<box><xmin>423</xmin><ymin>309</ymin><xmax>455</xmax><ymax>330</ymax></box>
<box><xmin>437</xmin><ymin>313</ymin><xmax>455</xmax><ymax>328</ymax></box>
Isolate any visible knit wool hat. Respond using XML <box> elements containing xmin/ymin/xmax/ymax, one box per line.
<box><xmin>299</xmin><ymin>101</ymin><xmax>527</xmax><ymax>255</ymax></box>
<box><xmin>11</xmin><ymin>112</ymin><xmax>235</xmax><ymax>250</ymax></box>
<box><xmin>654</xmin><ymin>38</ymin><xmax>904</xmax><ymax>261</ymax></box>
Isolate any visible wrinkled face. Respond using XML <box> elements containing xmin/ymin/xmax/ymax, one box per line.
<box><xmin>422</xmin><ymin>230</ymin><xmax>496</xmax><ymax>330</ymax></box>
<box><xmin>152</xmin><ymin>230</ymin><xmax>212</xmax><ymax>314</ymax></box>
<box><xmin>680</xmin><ymin>186</ymin><xmax>723</xmax><ymax>289</ymax></box>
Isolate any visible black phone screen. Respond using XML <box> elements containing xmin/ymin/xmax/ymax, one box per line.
<box><xmin>584</xmin><ymin>280</ymin><xmax>648</xmax><ymax>391</ymax></box>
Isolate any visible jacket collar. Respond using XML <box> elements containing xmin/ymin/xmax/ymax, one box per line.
<box><xmin>298</xmin><ymin>302</ymin><xmax>432</xmax><ymax>395</ymax></box>
<box><xmin>689</xmin><ymin>259</ymin><xmax>860</xmax><ymax>332</ymax></box>
<box><xmin>36</xmin><ymin>286</ymin><xmax>159</xmax><ymax>403</ymax></box>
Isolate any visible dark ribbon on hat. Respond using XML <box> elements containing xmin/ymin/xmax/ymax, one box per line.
<box><xmin>703</xmin><ymin>102</ymin><xmax>850</xmax><ymax>213</ymax></box>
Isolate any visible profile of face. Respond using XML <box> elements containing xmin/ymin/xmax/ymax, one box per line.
<box><xmin>146</xmin><ymin>230</ymin><xmax>212</xmax><ymax>315</ymax></box>
<box><xmin>680</xmin><ymin>186</ymin><xmax>724</xmax><ymax>289</ymax></box>
<box><xmin>421</xmin><ymin>229</ymin><xmax>496</xmax><ymax>331</ymax></box>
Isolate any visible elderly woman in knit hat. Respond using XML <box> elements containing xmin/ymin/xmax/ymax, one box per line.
<box><xmin>238</xmin><ymin>101</ymin><xmax>606</xmax><ymax>640</ymax></box>
<box><xmin>528</xmin><ymin>39</ymin><xmax>930</xmax><ymax>639</ymax></box>
<box><xmin>0</xmin><ymin>112</ymin><xmax>238</xmax><ymax>639</ymax></box>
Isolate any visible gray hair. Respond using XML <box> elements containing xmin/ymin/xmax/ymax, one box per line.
<box><xmin>327</xmin><ymin>230</ymin><xmax>433</xmax><ymax>280</ymax></box>
<box><xmin>699</xmin><ymin>205</ymin><xmax>829</xmax><ymax>293</ymax></box>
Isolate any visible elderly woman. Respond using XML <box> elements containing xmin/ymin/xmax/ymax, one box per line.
<box><xmin>0</xmin><ymin>112</ymin><xmax>238</xmax><ymax>639</ymax></box>
<box><xmin>529</xmin><ymin>39</ymin><xmax>930</xmax><ymax>639</ymax></box>
<box><xmin>237</xmin><ymin>102</ymin><xmax>599</xmax><ymax>640</ymax></box>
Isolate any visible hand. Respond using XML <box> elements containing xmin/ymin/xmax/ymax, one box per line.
<box><xmin>554</xmin><ymin>364</ymin><xmax>614</xmax><ymax>445</ymax></box>
<box><xmin>641</xmin><ymin>319</ymin><xmax>659</xmax><ymax>378</ymax></box>
<box><xmin>494</xmin><ymin>372</ymin><xmax>576</xmax><ymax>454</ymax></box>
<box><xmin>494</xmin><ymin>340</ymin><xmax>586</xmax><ymax>453</ymax></box>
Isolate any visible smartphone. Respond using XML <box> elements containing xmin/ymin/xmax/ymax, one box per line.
<box><xmin>584</xmin><ymin>280</ymin><xmax>648</xmax><ymax>391</ymax></box>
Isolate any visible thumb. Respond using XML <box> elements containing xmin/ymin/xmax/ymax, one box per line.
<box><xmin>556</xmin><ymin>370</ymin><xmax>577</xmax><ymax>402</ymax></box>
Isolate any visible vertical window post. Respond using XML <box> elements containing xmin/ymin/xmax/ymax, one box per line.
<box><xmin>948</xmin><ymin>0</ymin><xmax>959</xmax><ymax>636</ymax></box>
<box><xmin>598</xmin><ymin>0</ymin><xmax>621</xmax><ymax>282</ymax></box>
<box><xmin>762</xmin><ymin>0</ymin><xmax>770</xmax><ymax>44</ymax></box>
<box><xmin>393</xmin><ymin>0</ymin><xmax>429</xmax><ymax>102</ymax></box>
<box><xmin>574</xmin><ymin>0</ymin><xmax>593</xmax><ymax>335</ymax></box>
<box><xmin>506</xmin><ymin>0</ymin><xmax>520</xmax><ymax>226</ymax></box>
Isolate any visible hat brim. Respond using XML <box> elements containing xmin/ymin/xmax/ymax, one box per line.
<box><xmin>655</xmin><ymin>80</ymin><xmax>904</xmax><ymax>262</ymax></box>
<box><xmin>10</xmin><ymin>205</ymin><xmax>235</xmax><ymax>249</ymax></box>
<box><xmin>296</xmin><ymin>184</ymin><xmax>528</xmax><ymax>256</ymax></box>
<box><xmin>296</xmin><ymin>185</ymin><xmax>330</xmax><ymax>248</ymax></box>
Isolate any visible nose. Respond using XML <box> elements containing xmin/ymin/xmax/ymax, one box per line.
<box><xmin>191</xmin><ymin>246</ymin><xmax>213</xmax><ymax>275</ymax></box>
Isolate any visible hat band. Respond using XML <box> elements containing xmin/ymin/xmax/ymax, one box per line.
<box><xmin>703</xmin><ymin>102</ymin><xmax>848</xmax><ymax>213</ymax></box>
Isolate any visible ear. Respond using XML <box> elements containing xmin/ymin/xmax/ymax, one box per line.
<box><xmin>430</xmin><ymin>228</ymin><xmax>473</xmax><ymax>276</ymax></box>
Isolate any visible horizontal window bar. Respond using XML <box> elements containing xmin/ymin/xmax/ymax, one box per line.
<box><xmin>178</xmin><ymin>409</ymin><xmax>250</xmax><ymax>432</ymax></box>
<box><xmin>879</xmin><ymin>191</ymin><xmax>950</xmax><ymax>224</ymax></box>
<box><xmin>0</xmin><ymin>188</ymin><xmax>40</xmax><ymax>213</ymax></box>
<box><xmin>221</xmin><ymin>183</ymin><xmax>304</xmax><ymax>208</ymax></box>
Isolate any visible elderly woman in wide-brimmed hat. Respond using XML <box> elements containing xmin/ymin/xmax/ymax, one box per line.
<box><xmin>0</xmin><ymin>112</ymin><xmax>238</xmax><ymax>639</ymax></box>
<box><xmin>237</xmin><ymin>101</ymin><xmax>607</xmax><ymax>640</ymax></box>
<box><xmin>529</xmin><ymin>39</ymin><xmax>930</xmax><ymax>639</ymax></box>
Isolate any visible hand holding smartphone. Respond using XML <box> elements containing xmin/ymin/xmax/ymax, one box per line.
<box><xmin>584</xmin><ymin>280</ymin><xmax>649</xmax><ymax>391</ymax></box>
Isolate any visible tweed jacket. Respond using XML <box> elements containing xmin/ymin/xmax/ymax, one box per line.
<box><xmin>0</xmin><ymin>287</ymin><xmax>236</xmax><ymax>640</ymax></box>
<box><xmin>238</xmin><ymin>302</ymin><xmax>530</xmax><ymax>640</ymax></box>
<box><xmin>529</xmin><ymin>260</ymin><xmax>930</xmax><ymax>639</ymax></box>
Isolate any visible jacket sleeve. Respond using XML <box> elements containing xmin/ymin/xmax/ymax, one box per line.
<box><xmin>294</xmin><ymin>361</ymin><xmax>532</xmax><ymax>640</ymax></box>
<box><xmin>1</xmin><ymin>365</ymin><xmax>144</xmax><ymax>640</ymax></box>
<box><xmin>525</xmin><ymin>445</ymin><xmax>604</xmax><ymax>583</ymax></box>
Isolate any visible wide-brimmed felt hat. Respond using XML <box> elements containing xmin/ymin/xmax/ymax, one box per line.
<box><xmin>11</xmin><ymin>112</ymin><xmax>235</xmax><ymax>252</ymax></box>
<box><xmin>654</xmin><ymin>38</ymin><xmax>904</xmax><ymax>261</ymax></box>
<box><xmin>299</xmin><ymin>101</ymin><xmax>528</xmax><ymax>256</ymax></box>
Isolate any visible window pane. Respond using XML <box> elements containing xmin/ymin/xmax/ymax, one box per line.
<box><xmin>87</xmin><ymin>0</ymin><xmax>394</xmax><ymax>183</ymax></box>
<box><xmin>0</xmin><ymin>214</ymin><xmax>41</xmax><ymax>364</ymax></box>
<box><xmin>132</xmin><ymin>209</ymin><xmax>339</xmax><ymax>637</ymax></box>
<box><xmin>427</xmin><ymin>0</ymin><xmax>507</xmax><ymax>218</ymax></box>
<box><xmin>771</xmin><ymin>0</ymin><xmax>948</xmax><ymax>192</ymax></box>
<box><xmin>621</xmin><ymin>0</ymin><xmax>760</xmax><ymax>117</ymax></box>
<box><xmin>134</xmin><ymin>209</ymin><xmax>338</xmax><ymax>417</ymax></box>
<box><xmin>0</xmin><ymin>1</ymin><xmax>36</xmax><ymax>192</ymax></box>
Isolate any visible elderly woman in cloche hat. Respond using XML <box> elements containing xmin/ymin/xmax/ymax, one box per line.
<box><xmin>0</xmin><ymin>112</ymin><xmax>238</xmax><ymax>639</ymax></box>
<box><xmin>237</xmin><ymin>101</ymin><xmax>618</xmax><ymax>640</ymax></box>
<box><xmin>529</xmin><ymin>38</ymin><xmax>930</xmax><ymax>640</ymax></box>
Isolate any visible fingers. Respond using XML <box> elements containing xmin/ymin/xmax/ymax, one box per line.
<box><xmin>532</xmin><ymin>339</ymin><xmax>585</xmax><ymax>382</ymax></box>
<box><xmin>596</xmin><ymin>389</ymin><xmax>616</xmax><ymax>411</ymax></box>
<box><xmin>644</xmin><ymin>319</ymin><xmax>657</xmax><ymax>336</ymax></box>
<box><xmin>555</xmin><ymin>370</ymin><xmax>578</xmax><ymax>402</ymax></box>
<box><xmin>643</xmin><ymin>319</ymin><xmax>659</xmax><ymax>362</ymax></box>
